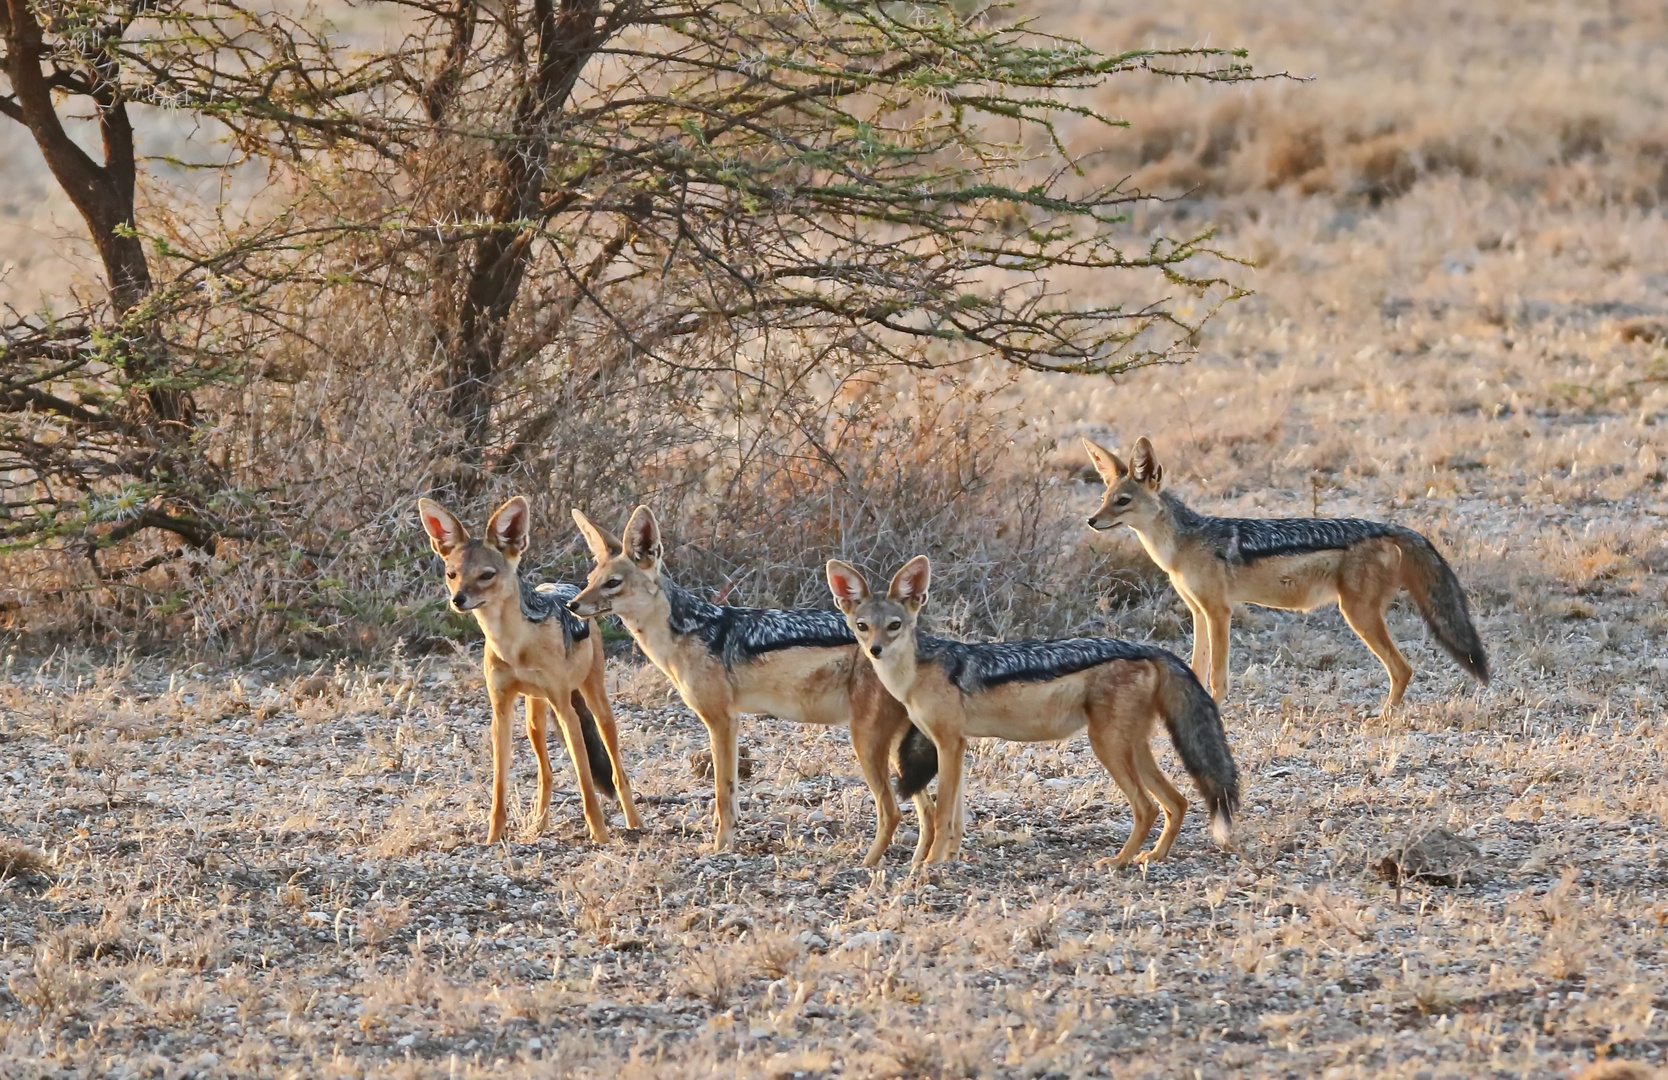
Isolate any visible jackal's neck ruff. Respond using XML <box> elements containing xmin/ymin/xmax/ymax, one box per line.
<box><xmin>1125</xmin><ymin>491</ymin><xmax>1199</xmax><ymax>572</ymax></box>
<box><xmin>604</xmin><ymin>570</ymin><xmax>679</xmax><ymax>671</ymax></box>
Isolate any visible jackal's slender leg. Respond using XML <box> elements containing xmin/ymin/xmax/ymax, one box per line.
<box><xmin>1202</xmin><ymin>602</ymin><xmax>1233</xmax><ymax>701</ymax></box>
<box><xmin>483</xmin><ymin>657</ymin><xmax>517</xmax><ymax>845</ymax></box>
<box><xmin>1132</xmin><ymin>739</ymin><xmax>1188</xmax><ymax>864</ymax></box>
<box><xmin>1339</xmin><ymin>592</ymin><xmax>1413</xmax><ymax>716</ymax></box>
<box><xmin>551</xmin><ymin>692</ymin><xmax>609</xmax><ymax>844</ymax></box>
<box><xmin>850</xmin><ymin>715</ymin><xmax>900</xmax><ymax>867</ymax></box>
<box><xmin>925</xmin><ymin>729</ymin><xmax>966</xmax><ymax>863</ymax></box>
<box><xmin>1175</xmin><ymin>584</ymin><xmax>1210</xmax><ymax>683</ymax></box>
<box><xmin>910</xmin><ymin>790</ymin><xmax>937</xmax><ymax>865</ymax></box>
<box><xmin>579</xmin><ymin>653</ymin><xmax>642</xmax><ymax>829</ymax></box>
<box><xmin>1088</xmin><ymin>725</ymin><xmax>1157</xmax><ymax>867</ymax></box>
<box><xmin>694</xmin><ymin>709</ymin><xmax>739</xmax><ymax>851</ymax></box>
<box><xmin>524</xmin><ymin>696</ymin><xmax>556</xmax><ymax>832</ymax></box>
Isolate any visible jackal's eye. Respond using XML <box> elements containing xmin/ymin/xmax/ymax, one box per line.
<box><xmin>1114</xmin><ymin>495</ymin><xmax>1132</xmax><ymax>507</ymax></box>
<box><xmin>855</xmin><ymin>621</ymin><xmax>869</xmax><ymax>633</ymax></box>
<box><xmin>445</xmin><ymin>570</ymin><xmax>458</xmax><ymax>580</ymax></box>
<box><xmin>886</xmin><ymin>618</ymin><xmax>902</xmax><ymax>632</ymax></box>
<box><xmin>604</xmin><ymin>576</ymin><xmax>622</xmax><ymax>590</ymax></box>
<box><xmin>477</xmin><ymin>569</ymin><xmax>496</xmax><ymax>582</ymax></box>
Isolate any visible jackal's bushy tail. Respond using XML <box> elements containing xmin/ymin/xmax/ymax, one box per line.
<box><xmin>1394</xmin><ymin>528</ymin><xmax>1489</xmax><ymax>684</ymax></box>
<box><xmin>1156</xmin><ymin>657</ymin><xmax>1239</xmax><ymax>846</ymax></box>
<box><xmin>572</xmin><ymin>692</ymin><xmax>619</xmax><ymax>801</ymax></box>
<box><xmin>895</xmin><ymin>724</ymin><xmax>939</xmax><ymax>799</ymax></box>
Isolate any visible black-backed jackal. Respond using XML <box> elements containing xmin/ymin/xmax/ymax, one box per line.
<box><xmin>566</xmin><ymin>507</ymin><xmax>938</xmax><ymax>865</ymax></box>
<box><xmin>417</xmin><ymin>497</ymin><xmax>641</xmax><ymax>845</ymax></box>
<box><xmin>826</xmin><ymin>556</ymin><xmax>1239</xmax><ymax>867</ymax></box>
<box><xmin>1084</xmin><ymin>437</ymin><xmax>1489</xmax><ymax>715</ymax></box>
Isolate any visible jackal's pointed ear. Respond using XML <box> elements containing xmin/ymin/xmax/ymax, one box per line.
<box><xmin>622</xmin><ymin>505</ymin><xmax>662</xmax><ymax>568</ymax></box>
<box><xmin>417</xmin><ymin>498</ymin><xmax>469</xmax><ymax>557</ymax></box>
<box><xmin>1129</xmin><ymin>437</ymin><xmax>1163</xmax><ymax>487</ymax></box>
<box><xmin>485</xmin><ymin>496</ymin><xmax>531</xmax><ymax>560</ymax></box>
<box><xmin>571</xmin><ymin>508</ymin><xmax>622</xmax><ymax>563</ymax></box>
<box><xmin>1083</xmin><ymin>437</ymin><xmax>1128</xmax><ymax>484</ymax></box>
<box><xmin>887</xmin><ymin>555</ymin><xmax>931</xmax><ymax>611</ymax></box>
<box><xmin>825</xmin><ymin>560</ymin><xmax>871</xmax><ymax>613</ymax></box>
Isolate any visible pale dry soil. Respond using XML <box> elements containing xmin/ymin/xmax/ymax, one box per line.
<box><xmin>4</xmin><ymin>2</ymin><xmax>1668</xmax><ymax>1077</ymax></box>
<box><xmin>0</xmin><ymin>453</ymin><xmax>1665</xmax><ymax>1080</ymax></box>
<box><xmin>4</xmin><ymin>174</ymin><xmax>1668</xmax><ymax>1080</ymax></box>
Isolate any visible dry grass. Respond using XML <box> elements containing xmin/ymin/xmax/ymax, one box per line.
<box><xmin>0</xmin><ymin>632</ymin><xmax>1662</xmax><ymax>1078</ymax></box>
<box><xmin>2</xmin><ymin>0</ymin><xmax>1667</xmax><ymax>1076</ymax></box>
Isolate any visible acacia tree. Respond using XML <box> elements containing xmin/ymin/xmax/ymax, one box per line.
<box><xmin>0</xmin><ymin>0</ymin><xmax>363</xmax><ymax>560</ymax></box>
<box><xmin>2</xmin><ymin>0</ymin><xmax>1263</xmax><ymax>561</ymax></box>
<box><xmin>237</xmin><ymin>0</ymin><xmax>1264</xmax><ymax>475</ymax></box>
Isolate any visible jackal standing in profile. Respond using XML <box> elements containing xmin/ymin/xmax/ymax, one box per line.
<box><xmin>417</xmin><ymin>497</ymin><xmax>641</xmax><ymax>845</ymax></box>
<box><xmin>1083</xmin><ymin>437</ymin><xmax>1489</xmax><ymax>715</ymax></box>
<box><xmin>827</xmin><ymin>556</ymin><xmax>1238</xmax><ymax>867</ymax></box>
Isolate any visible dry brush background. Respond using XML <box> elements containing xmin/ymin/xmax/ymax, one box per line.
<box><xmin>3</xmin><ymin>0</ymin><xmax>1668</xmax><ymax>1077</ymax></box>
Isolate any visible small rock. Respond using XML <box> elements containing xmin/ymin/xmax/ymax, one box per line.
<box><xmin>688</xmin><ymin>744</ymin><xmax>756</xmax><ymax>780</ymax></box>
<box><xmin>797</xmin><ymin>931</ymin><xmax>828</xmax><ymax>951</ymax></box>
<box><xmin>1374</xmin><ymin>827</ymin><xmax>1484</xmax><ymax>886</ymax></box>
<box><xmin>839</xmin><ymin>929</ymin><xmax>894</xmax><ymax>952</ymax></box>
<box><xmin>396</xmin><ymin>1034</ymin><xmax>416</xmax><ymax>1048</ymax></box>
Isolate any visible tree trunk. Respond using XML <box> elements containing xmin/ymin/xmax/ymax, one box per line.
<box><xmin>440</xmin><ymin>0</ymin><xmax>602</xmax><ymax>470</ymax></box>
<box><xmin>2</xmin><ymin>0</ymin><xmax>187</xmax><ymax>428</ymax></box>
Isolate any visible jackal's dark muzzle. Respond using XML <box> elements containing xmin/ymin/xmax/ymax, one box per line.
<box><xmin>869</xmin><ymin>645</ymin><xmax>883</xmax><ymax>658</ymax></box>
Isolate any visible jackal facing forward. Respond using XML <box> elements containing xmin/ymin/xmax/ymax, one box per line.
<box><xmin>418</xmin><ymin>497</ymin><xmax>641</xmax><ymax>845</ymax></box>
<box><xmin>827</xmin><ymin>556</ymin><xmax>1238</xmax><ymax>867</ymax></box>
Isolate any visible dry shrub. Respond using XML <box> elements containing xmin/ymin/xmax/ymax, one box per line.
<box><xmin>1098</xmin><ymin>3</ymin><xmax>1668</xmax><ymax>209</ymax></box>
<box><xmin>607</xmin><ymin>660</ymin><xmax>678</xmax><ymax>710</ymax></box>
<box><xmin>2</xmin><ymin>334</ymin><xmax>1141</xmax><ymax>655</ymax></box>
<box><xmin>677</xmin><ymin>945</ymin><xmax>736</xmax><ymax>1008</ymax></box>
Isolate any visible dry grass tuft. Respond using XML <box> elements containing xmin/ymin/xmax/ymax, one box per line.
<box><xmin>0</xmin><ymin>840</ymin><xmax>50</xmax><ymax>882</ymax></box>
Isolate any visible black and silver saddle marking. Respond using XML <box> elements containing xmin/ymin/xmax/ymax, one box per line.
<box><xmin>917</xmin><ymin>634</ymin><xmax>1174</xmax><ymax>695</ymax></box>
<box><xmin>664</xmin><ymin>580</ymin><xmax>854</xmax><ymax>670</ymax></box>
<box><xmin>1166</xmin><ymin>494</ymin><xmax>1400</xmax><ymax>565</ymax></box>
<box><xmin>519</xmin><ymin>580</ymin><xmax>591</xmax><ymax>644</ymax></box>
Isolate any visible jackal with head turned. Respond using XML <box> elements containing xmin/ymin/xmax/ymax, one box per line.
<box><xmin>566</xmin><ymin>506</ymin><xmax>938</xmax><ymax>866</ymax></box>
<box><xmin>417</xmin><ymin>496</ymin><xmax>641</xmax><ymax>845</ymax></box>
<box><xmin>1083</xmin><ymin>437</ymin><xmax>1489</xmax><ymax>715</ymax></box>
